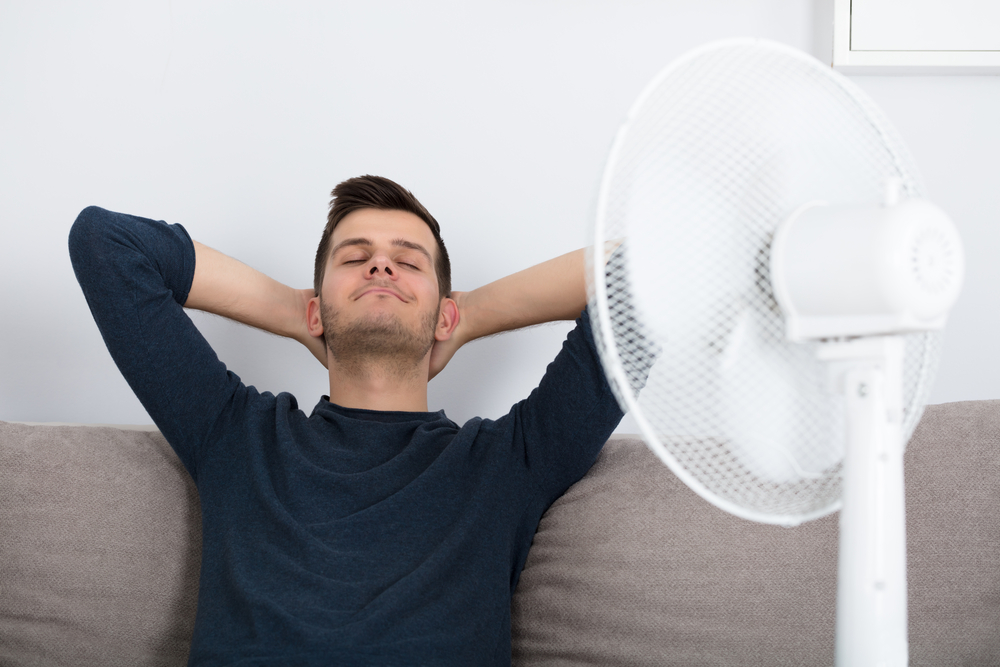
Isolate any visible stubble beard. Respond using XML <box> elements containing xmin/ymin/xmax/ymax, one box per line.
<box><xmin>320</xmin><ymin>297</ymin><xmax>439</xmax><ymax>380</ymax></box>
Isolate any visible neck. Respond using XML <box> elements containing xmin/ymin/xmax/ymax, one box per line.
<box><xmin>326</xmin><ymin>355</ymin><xmax>431</xmax><ymax>412</ymax></box>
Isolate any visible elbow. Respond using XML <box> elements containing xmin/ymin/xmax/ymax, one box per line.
<box><xmin>68</xmin><ymin>206</ymin><xmax>113</xmax><ymax>273</ymax></box>
<box><xmin>69</xmin><ymin>206</ymin><xmax>109</xmax><ymax>242</ymax></box>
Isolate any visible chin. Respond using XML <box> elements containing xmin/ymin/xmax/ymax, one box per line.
<box><xmin>321</xmin><ymin>299</ymin><xmax>439</xmax><ymax>366</ymax></box>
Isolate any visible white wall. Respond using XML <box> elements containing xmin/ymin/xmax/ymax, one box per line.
<box><xmin>1</xmin><ymin>1</ymin><xmax>996</xmax><ymax>428</ymax></box>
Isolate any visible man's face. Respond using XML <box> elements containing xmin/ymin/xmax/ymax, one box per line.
<box><xmin>318</xmin><ymin>208</ymin><xmax>444</xmax><ymax>369</ymax></box>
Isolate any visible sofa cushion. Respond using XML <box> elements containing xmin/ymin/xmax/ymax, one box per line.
<box><xmin>2</xmin><ymin>401</ymin><xmax>997</xmax><ymax>666</ymax></box>
<box><xmin>0</xmin><ymin>422</ymin><xmax>200</xmax><ymax>667</ymax></box>
<box><xmin>511</xmin><ymin>401</ymin><xmax>1000</xmax><ymax>666</ymax></box>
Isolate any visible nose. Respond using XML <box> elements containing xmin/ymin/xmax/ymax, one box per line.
<box><xmin>366</xmin><ymin>254</ymin><xmax>395</xmax><ymax>278</ymax></box>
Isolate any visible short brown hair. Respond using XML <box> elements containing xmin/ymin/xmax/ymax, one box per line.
<box><xmin>313</xmin><ymin>175</ymin><xmax>451</xmax><ymax>298</ymax></box>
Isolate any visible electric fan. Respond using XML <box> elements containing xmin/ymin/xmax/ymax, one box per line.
<box><xmin>588</xmin><ymin>39</ymin><xmax>964</xmax><ymax>666</ymax></box>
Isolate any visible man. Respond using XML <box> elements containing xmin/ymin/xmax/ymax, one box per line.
<box><xmin>70</xmin><ymin>175</ymin><xmax>623</xmax><ymax>666</ymax></box>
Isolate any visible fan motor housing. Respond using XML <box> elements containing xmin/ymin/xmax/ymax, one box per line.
<box><xmin>770</xmin><ymin>198</ymin><xmax>964</xmax><ymax>342</ymax></box>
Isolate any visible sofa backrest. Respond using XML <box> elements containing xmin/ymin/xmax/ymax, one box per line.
<box><xmin>1</xmin><ymin>401</ymin><xmax>998</xmax><ymax>666</ymax></box>
<box><xmin>0</xmin><ymin>422</ymin><xmax>200</xmax><ymax>666</ymax></box>
<box><xmin>511</xmin><ymin>401</ymin><xmax>1000</xmax><ymax>665</ymax></box>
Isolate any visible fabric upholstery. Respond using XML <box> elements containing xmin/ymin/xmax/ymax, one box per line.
<box><xmin>510</xmin><ymin>401</ymin><xmax>1000</xmax><ymax>666</ymax></box>
<box><xmin>1</xmin><ymin>400</ymin><xmax>998</xmax><ymax>666</ymax></box>
<box><xmin>0</xmin><ymin>422</ymin><xmax>200</xmax><ymax>667</ymax></box>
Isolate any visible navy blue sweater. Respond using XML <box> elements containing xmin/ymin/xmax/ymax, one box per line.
<box><xmin>69</xmin><ymin>206</ymin><xmax>623</xmax><ymax>666</ymax></box>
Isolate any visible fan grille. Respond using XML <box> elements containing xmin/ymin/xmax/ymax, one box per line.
<box><xmin>589</xmin><ymin>39</ymin><xmax>942</xmax><ymax>525</ymax></box>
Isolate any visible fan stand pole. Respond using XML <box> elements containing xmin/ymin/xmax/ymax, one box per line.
<box><xmin>823</xmin><ymin>337</ymin><xmax>908</xmax><ymax>667</ymax></box>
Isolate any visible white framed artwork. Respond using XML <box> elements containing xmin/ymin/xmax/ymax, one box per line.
<box><xmin>831</xmin><ymin>0</ymin><xmax>1000</xmax><ymax>74</ymax></box>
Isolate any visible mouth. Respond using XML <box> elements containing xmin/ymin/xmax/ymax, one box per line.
<box><xmin>358</xmin><ymin>287</ymin><xmax>407</xmax><ymax>302</ymax></box>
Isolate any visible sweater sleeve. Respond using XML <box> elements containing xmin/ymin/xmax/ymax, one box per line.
<box><xmin>508</xmin><ymin>309</ymin><xmax>625</xmax><ymax>507</ymax></box>
<box><xmin>69</xmin><ymin>206</ymin><xmax>242</xmax><ymax>476</ymax></box>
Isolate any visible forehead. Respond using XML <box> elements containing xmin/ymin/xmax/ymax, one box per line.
<box><xmin>331</xmin><ymin>208</ymin><xmax>437</xmax><ymax>257</ymax></box>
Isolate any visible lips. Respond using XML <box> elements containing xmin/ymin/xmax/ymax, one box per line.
<box><xmin>357</xmin><ymin>287</ymin><xmax>407</xmax><ymax>302</ymax></box>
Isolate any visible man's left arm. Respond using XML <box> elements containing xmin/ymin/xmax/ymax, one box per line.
<box><xmin>429</xmin><ymin>248</ymin><xmax>587</xmax><ymax>378</ymax></box>
<box><xmin>435</xmin><ymin>245</ymin><xmax>626</xmax><ymax>502</ymax></box>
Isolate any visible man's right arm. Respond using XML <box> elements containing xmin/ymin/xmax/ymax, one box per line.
<box><xmin>185</xmin><ymin>241</ymin><xmax>327</xmax><ymax>366</ymax></box>
<box><xmin>69</xmin><ymin>207</ymin><xmax>279</xmax><ymax>473</ymax></box>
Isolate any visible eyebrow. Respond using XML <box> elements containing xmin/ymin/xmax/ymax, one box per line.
<box><xmin>331</xmin><ymin>237</ymin><xmax>432</xmax><ymax>263</ymax></box>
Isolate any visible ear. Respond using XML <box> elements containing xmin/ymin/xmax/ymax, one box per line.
<box><xmin>434</xmin><ymin>296</ymin><xmax>460</xmax><ymax>341</ymax></box>
<box><xmin>306</xmin><ymin>295</ymin><xmax>325</xmax><ymax>338</ymax></box>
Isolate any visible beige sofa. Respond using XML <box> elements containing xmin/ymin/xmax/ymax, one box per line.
<box><xmin>2</xmin><ymin>402</ymin><xmax>998</xmax><ymax>665</ymax></box>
